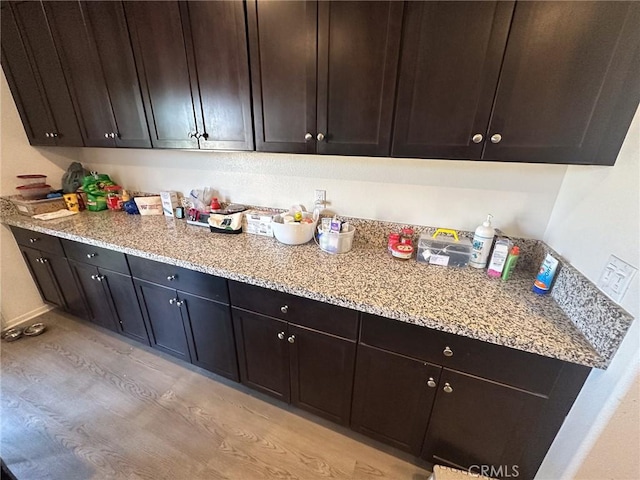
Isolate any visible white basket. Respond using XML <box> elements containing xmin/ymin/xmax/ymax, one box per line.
<box><xmin>317</xmin><ymin>225</ymin><xmax>355</xmax><ymax>254</ymax></box>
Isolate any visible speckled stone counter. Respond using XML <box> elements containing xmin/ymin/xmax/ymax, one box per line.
<box><xmin>1</xmin><ymin>208</ymin><xmax>624</xmax><ymax>369</ymax></box>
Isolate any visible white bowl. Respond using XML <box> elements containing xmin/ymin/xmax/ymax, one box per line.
<box><xmin>272</xmin><ymin>213</ymin><xmax>317</xmax><ymax>245</ymax></box>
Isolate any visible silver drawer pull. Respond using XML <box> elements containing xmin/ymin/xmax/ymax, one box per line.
<box><xmin>167</xmin><ymin>275</ymin><xmax>177</xmax><ymax>281</ymax></box>
<box><xmin>95</xmin><ymin>275</ymin><xmax>104</xmax><ymax>282</ymax></box>
<box><xmin>280</xmin><ymin>305</ymin><xmax>288</xmax><ymax>314</ymax></box>
<box><xmin>277</xmin><ymin>332</ymin><xmax>285</xmax><ymax>340</ymax></box>
<box><xmin>287</xmin><ymin>335</ymin><xmax>295</xmax><ymax>344</ymax></box>
<box><xmin>443</xmin><ymin>346</ymin><xmax>453</xmax><ymax>357</ymax></box>
<box><xmin>29</xmin><ymin>238</ymin><xmax>39</xmax><ymax>243</ymax></box>
<box><xmin>176</xmin><ymin>300</ymin><xmax>184</xmax><ymax>307</ymax></box>
<box><xmin>169</xmin><ymin>298</ymin><xmax>177</xmax><ymax>305</ymax></box>
<box><xmin>86</xmin><ymin>253</ymin><xmax>97</xmax><ymax>258</ymax></box>
<box><xmin>443</xmin><ymin>383</ymin><xmax>453</xmax><ymax>393</ymax></box>
<box><xmin>427</xmin><ymin>377</ymin><xmax>436</xmax><ymax>388</ymax></box>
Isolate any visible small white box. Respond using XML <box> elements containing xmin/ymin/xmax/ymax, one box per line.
<box><xmin>160</xmin><ymin>191</ymin><xmax>180</xmax><ymax>217</ymax></box>
<box><xmin>242</xmin><ymin>209</ymin><xmax>275</xmax><ymax>236</ymax></box>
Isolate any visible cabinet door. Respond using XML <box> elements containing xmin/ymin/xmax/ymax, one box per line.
<box><xmin>69</xmin><ymin>261</ymin><xmax>118</xmax><ymax>332</ymax></box>
<box><xmin>484</xmin><ymin>1</ymin><xmax>640</xmax><ymax>165</ymax></box>
<box><xmin>232</xmin><ymin>308</ymin><xmax>290</xmax><ymax>402</ymax></box>
<box><xmin>183</xmin><ymin>1</ymin><xmax>253</xmax><ymax>151</ymax></box>
<box><xmin>125</xmin><ymin>1</ymin><xmax>199</xmax><ymax>149</ymax></box>
<box><xmin>19</xmin><ymin>247</ymin><xmax>66</xmax><ymax>308</ymax></box>
<box><xmin>7</xmin><ymin>1</ymin><xmax>83</xmax><ymax>146</ymax></box>
<box><xmin>1</xmin><ymin>2</ymin><xmax>55</xmax><ymax>146</ymax></box>
<box><xmin>392</xmin><ymin>1</ymin><xmax>513</xmax><ymax>160</ymax></box>
<box><xmin>289</xmin><ymin>324</ymin><xmax>356</xmax><ymax>425</ymax></box>
<box><xmin>82</xmin><ymin>1</ymin><xmax>151</xmax><ymax>148</ymax></box>
<box><xmin>247</xmin><ymin>0</ymin><xmax>317</xmax><ymax>153</ymax></box>
<box><xmin>421</xmin><ymin>369</ymin><xmax>546</xmax><ymax>478</ymax></box>
<box><xmin>351</xmin><ymin>345</ymin><xmax>441</xmax><ymax>455</ymax></box>
<box><xmin>180</xmin><ymin>291</ymin><xmax>238</xmax><ymax>381</ymax></box>
<box><xmin>48</xmin><ymin>255</ymin><xmax>88</xmax><ymax>319</ymax></box>
<box><xmin>134</xmin><ymin>280</ymin><xmax>191</xmax><ymax>362</ymax></box>
<box><xmin>101</xmin><ymin>269</ymin><xmax>149</xmax><ymax>345</ymax></box>
<box><xmin>316</xmin><ymin>1</ymin><xmax>403</xmax><ymax>157</ymax></box>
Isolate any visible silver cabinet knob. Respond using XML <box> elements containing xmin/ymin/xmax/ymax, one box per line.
<box><xmin>169</xmin><ymin>298</ymin><xmax>177</xmax><ymax>305</ymax></box>
<box><xmin>188</xmin><ymin>131</ymin><xmax>197</xmax><ymax>139</ymax></box>
<box><xmin>29</xmin><ymin>238</ymin><xmax>39</xmax><ymax>243</ymax></box>
<box><xmin>109</xmin><ymin>132</ymin><xmax>116</xmax><ymax>139</ymax></box>
<box><xmin>52</xmin><ymin>133</ymin><xmax>59</xmax><ymax>138</ymax></box>
<box><xmin>427</xmin><ymin>377</ymin><xmax>436</xmax><ymax>388</ymax></box>
<box><xmin>490</xmin><ymin>133</ymin><xmax>502</xmax><ymax>144</ymax></box>
<box><xmin>104</xmin><ymin>133</ymin><xmax>110</xmax><ymax>138</ymax></box>
<box><xmin>443</xmin><ymin>346</ymin><xmax>453</xmax><ymax>357</ymax></box>
<box><xmin>45</xmin><ymin>132</ymin><xmax>51</xmax><ymax>138</ymax></box>
<box><xmin>277</xmin><ymin>332</ymin><xmax>285</xmax><ymax>340</ymax></box>
<box><xmin>443</xmin><ymin>382</ymin><xmax>453</xmax><ymax>393</ymax></box>
<box><xmin>176</xmin><ymin>300</ymin><xmax>184</xmax><ymax>307</ymax></box>
<box><xmin>86</xmin><ymin>253</ymin><xmax>97</xmax><ymax>258</ymax></box>
<box><xmin>304</xmin><ymin>133</ymin><xmax>313</xmax><ymax>141</ymax></box>
<box><xmin>316</xmin><ymin>133</ymin><xmax>325</xmax><ymax>142</ymax></box>
<box><xmin>472</xmin><ymin>134</ymin><xmax>483</xmax><ymax>144</ymax></box>
<box><xmin>41</xmin><ymin>258</ymin><xmax>48</xmax><ymax>264</ymax></box>
<box><xmin>280</xmin><ymin>305</ymin><xmax>288</xmax><ymax>314</ymax></box>
<box><xmin>287</xmin><ymin>335</ymin><xmax>295</xmax><ymax>344</ymax></box>
<box><xmin>91</xmin><ymin>274</ymin><xmax>97</xmax><ymax>280</ymax></box>
<box><xmin>167</xmin><ymin>275</ymin><xmax>176</xmax><ymax>281</ymax></box>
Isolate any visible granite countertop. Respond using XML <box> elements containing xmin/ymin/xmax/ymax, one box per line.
<box><xmin>1</xmin><ymin>209</ymin><xmax>606</xmax><ymax>368</ymax></box>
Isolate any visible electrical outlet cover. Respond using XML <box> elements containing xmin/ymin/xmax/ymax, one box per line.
<box><xmin>597</xmin><ymin>254</ymin><xmax>637</xmax><ymax>303</ymax></box>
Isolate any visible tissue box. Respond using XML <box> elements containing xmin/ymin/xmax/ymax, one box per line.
<box><xmin>160</xmin><ymin>191</ymin><xmax>180</xmax><ymax>217</ymax></box>
<box><xmin>242</xmin><ymin>209</ymin><xmax>275</xmax><ymax>236</ymax></box>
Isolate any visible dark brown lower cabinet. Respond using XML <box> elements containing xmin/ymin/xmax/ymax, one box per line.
<box><xmin>19</xmin><ymin>246</ymin><xmax>87</xmax><ymax>318</ymax></box>
<box><xmin>134</xmin><ymin>280</ymin><xmax>238</xmax><ymax>380</ymax></box>
<box><xmin>421</xmin><ymin>369</ymin><xmax>547</xmax><ymax>477</ymax></box>
<box><xmin>351</xmin><ymin>344</ymin><xmax>441</xmax><ymax>454</ymax></box>
<box><xmin>233</xmin><ymin>307</ymin><xmax>357</xmax><ymax>425</ymax></box>
<box><xmin>70</xmin><ymin>261</ymin><xmax>149</xmax><ymax>344</ymax></box>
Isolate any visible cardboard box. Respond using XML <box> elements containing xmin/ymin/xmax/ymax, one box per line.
<box><xmin>160</xmin><ymin>191</ymin><xmax>180</xmax><ymax>217</ymax></box>
<box><xmin>242</xmin><ymin>209</ymin><xmax>275</xmax><ymax>236</ymax></box>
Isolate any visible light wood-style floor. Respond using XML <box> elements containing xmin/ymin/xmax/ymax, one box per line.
<box><xmin>1</xmin><ymin>310</ymin><xmax>431</xmax><ymax>480</ymax></box>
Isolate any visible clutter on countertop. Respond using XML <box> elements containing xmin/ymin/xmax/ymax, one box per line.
<box><xmin>272</xmin><ymin>205</ymin><xmax>318</xmax><ymax>245</ymax></box>
<box><xmin>8</xmin><ymin>195</ymin><xmax>66</xmax><ymax>217</ymax></box>
<box><xmin>32</xmin><ymin>209</ymin><xmax>79</xmax><ymax>221</ymax></box>
<box><xmin>62</xmin><ymin>162</ymin><xmax>89</xmax><ymax>193</ymax></box>
<box><xmin>243</xmin><ymin>209</ymin><xmax>276</xmax><ymax>236</ymax></box>
<box><xmin>317</xmin><ymin>215</ymin><xmax>355</xmax><ymax>254</ymax></box>
<box><xmin>533</xmin><ymin>253</ymin><xmax>559</xmax><ymax>295</ymax></box>
<box><xmin>82</xmin><ymin>172</ymin><xmax>117</xmax><ymax>211</ymax></box>
<box><xmin>134</xmin><ymin>196</ymin><xmax>163</xmax><ymax>216</ymax></box>
<box><xmin>470</xmin><ymin>214</ymin><xmax>495</xmax><ymax>269</ymax></box>
<box><xmin>501</xmin><ymin>246</ymin><xmax>521</xmax><ymax>281</ymax></box>
<box><xmin>487</xmin><ymin>237</ymin><xmax>512</xmax><ymax>278</ymax></box>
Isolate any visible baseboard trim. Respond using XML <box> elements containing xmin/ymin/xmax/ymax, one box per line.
<box><xmin>3</xmin><ymin>305</ymin><xmax>54</xmax><ymax>330</ymax></box>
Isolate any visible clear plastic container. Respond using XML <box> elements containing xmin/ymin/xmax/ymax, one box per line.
<box><xmin>417</xmin><ymin>229</ymin><xmax>472</xmax><ymax>267</ymax></box>
<box><xmin>317</xmin><ymin>225</ymin><xmax>355</xmax><ymax>254</ymax></box>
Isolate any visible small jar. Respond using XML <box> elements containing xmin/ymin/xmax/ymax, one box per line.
<box><xmin>105</xmin><ymin>185</ymin><xmax>123</xmax><ymax>211</ymax></box>
<box><xmin>391</xmin><ymin>243</ymin><xmax>414</xmax><ymax>260</ymax></box>
<box><xmin>388</xmin><ymin>233</ymin><xmax>400</xmax><ymax>253</ymax></box>
<box><xmin>400</xmin><ymin>227</ymin><xmax>414</xmax><ymax>245</ymax></box>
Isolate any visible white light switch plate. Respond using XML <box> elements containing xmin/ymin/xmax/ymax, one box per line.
<box><xmin>597</xmin><ymin>255</ymin><xmax>637</xmax><ymax>303</ymax></box>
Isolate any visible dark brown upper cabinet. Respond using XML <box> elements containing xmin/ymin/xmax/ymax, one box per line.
<box><xmin>483</xmin><ymin>1</ymin><xmax>640</xmax><ymax>165</ymax></box>
<box><xmin>1</xmin><ymin>1</ymin><xmax>83</xmax><ymax>146</ymax></box>
<box><xmin>393</xmin><ymin>1</ymin><xmax>640</xmax><ymax>166</ymax></box>
<box><xmin>124</xmin><ymin>1</ymin><xmax>253</xmax><ymax>150</ymax></box>
<box><xmin>248</xmin><ymin>0</ymin><xmax>403</xmax><ymax>156</ymax></box>
<box><xmin>42</xmin><ymin>1</ymin><xmax>150</xmax><ymax>148</ymax></box>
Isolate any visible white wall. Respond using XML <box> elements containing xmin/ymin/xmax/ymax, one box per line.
<box><xmin>78</xmin><ymin>148</ymin><xmax>567</xmax><ymax>239</ymax></box>
<box><xmin>537</xmin><ymin>107</ymin><xmax>640</xmax><ymax>479</ymax></box>
<box><xmin>0</xmin><ymin>73</ymin><xmax>78</xmax><ymax>327</ymax></box>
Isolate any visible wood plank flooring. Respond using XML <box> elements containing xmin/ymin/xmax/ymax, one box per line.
<box><xmin>1</xmin><ymin>310</ymin><xmax>431</xmax><ymax>479</ymax></box>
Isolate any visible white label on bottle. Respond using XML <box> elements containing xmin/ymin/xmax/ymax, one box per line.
<box><xmin>429</xmin><ymin>255</ymin><xmax>450</xmax><ymax>266</ymax></box>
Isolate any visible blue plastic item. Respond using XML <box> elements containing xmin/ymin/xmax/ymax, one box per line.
<box><xmin>123</xmin><ymin>200</ymin><xmax>139</xmax><ymax>215</ymax></box>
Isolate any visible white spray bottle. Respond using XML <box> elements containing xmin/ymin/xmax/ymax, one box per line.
<box><xmin>470</xmin><ymin>214</ymin><xmax>495</xmax><ymax>269</ymax></box>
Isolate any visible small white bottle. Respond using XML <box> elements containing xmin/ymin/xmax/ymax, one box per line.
<box><xmin>470</xmin><ymin>214</ymin><xmax>495</xmax><ymax>269</ymax></box>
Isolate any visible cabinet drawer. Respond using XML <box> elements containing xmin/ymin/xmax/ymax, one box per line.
<box><xmin>11</xmin><ymin>226</ymin><xmax>64</xmax><ymax>255</ymax></box>
<box><xmin>128</xmin><ymin>255</ymin><xmax>228</xmax><ymax>304</ymax></box>
<box><xmin>360</xmin><ymin>313</ymin><xmax>562</xmax><ymax>395</ymax></box>
<box><xmin>229</xmin><ymin>281</ymin><xmax>359</xmax><ymax>340</ymax></box>
<box><xmin>61</xmin><ymin>239</ymin><xmax>129</xmax><ymax>274</ymax></box>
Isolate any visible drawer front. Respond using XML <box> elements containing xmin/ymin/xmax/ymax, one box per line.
<box><xmin>360</xmin><ymin>313</ymin><xmax>562</xmax><ymax>395</ymax></box>
<box><xmin>11</xmin><ymin>226</ymin><xmax>64</xmax><ymax>255</ymax></box>
<box><xmin>61</xmin><ymin>239</ymin><xmax>130</xmax><ymax>274</ymax></box>
<box><xmin>128</xmin><ymin>255</ymin><xmax>228</xmax><ymax>304</ymax></box>
<box><xmin>229</xmin><ymin>281</ymin><xmax>359</xmax><ymax>340</ymax></box>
